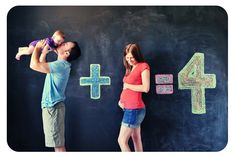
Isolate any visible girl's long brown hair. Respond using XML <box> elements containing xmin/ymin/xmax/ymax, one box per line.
<box><xmin>123</xmin><ymin>43</ymin><xmax>145</xmax><ymax>75</ymax></box>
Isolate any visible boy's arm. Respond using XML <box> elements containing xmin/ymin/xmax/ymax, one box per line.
<box><xmin>30</xmin><ymin>40</ymin><xmax>50</xmax><ymax>73</ymax></box>
<box><xmin>39</xmin><ymin>45</ymin><xmax>50</xmax><ymax>63</ymax></box>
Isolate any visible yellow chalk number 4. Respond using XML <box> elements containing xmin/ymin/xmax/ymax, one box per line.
<box><xmin>178</xmin><ymin>53</ymin><xmax>216</xmax><ymax>114</ymax></box>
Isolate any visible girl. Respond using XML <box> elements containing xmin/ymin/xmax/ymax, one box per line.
<box><xmin>15</xmin><ymin>30</ymin><xmax>65</xmax><ymax>60</ymax></box>
<box><xmin>118</xmin><ymin>43</ymin><xmax>150</xmax><ymax>151</ymax></box>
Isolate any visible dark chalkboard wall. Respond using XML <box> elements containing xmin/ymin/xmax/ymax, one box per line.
<box><xmin>7</xmin><ymin>6</ymin><xmax>228</xmax><ymax>151</ymax></box>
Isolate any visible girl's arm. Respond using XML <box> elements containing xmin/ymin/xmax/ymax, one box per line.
<box><xmin>123</xmin><ymin>69</ymin><xmax>150</xmax><ymax>93</ymax></box>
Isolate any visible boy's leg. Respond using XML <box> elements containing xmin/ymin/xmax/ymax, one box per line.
<box><xmin>54</xmin><ymin>146</ymin><xmax>66</xmax><ymax>152</ymax></box>
<box><xmin>42</xmin><ymin>102</ymin><xmax>65</xmax><ymax>151</ymax></box>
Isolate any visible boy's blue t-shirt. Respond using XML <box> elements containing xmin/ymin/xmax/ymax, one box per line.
<box><xmin>41</xmin><ymin>60</ymin><xmax>71</xmax><ymax>108</ymax></box>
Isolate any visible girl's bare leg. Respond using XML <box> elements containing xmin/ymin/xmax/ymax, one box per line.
<box><xmin>15</xmin><ymin>45</ymin><xmax>34</xmax><ymax>60</ymax></box>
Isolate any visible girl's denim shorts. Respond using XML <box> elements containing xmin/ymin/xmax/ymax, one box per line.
<box><xmin>122</xmin><ymin>108</ymin><xmax>146</xmax><ymax>128</ymax></box>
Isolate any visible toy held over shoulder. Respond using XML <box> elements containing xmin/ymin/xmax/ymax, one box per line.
<box><xmin>15</xmin><ymin>30</ymin><xmax>65</xmax><ymax>60</ymax></box>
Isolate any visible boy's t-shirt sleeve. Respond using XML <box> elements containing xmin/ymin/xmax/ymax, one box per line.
<box><xmin>49</xmin><ymin>61</ymin><xmax>64</xmax><ymax>74</ymax></box>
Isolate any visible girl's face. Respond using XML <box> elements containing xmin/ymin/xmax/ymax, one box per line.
<box><xmin>125</xmin><ymin>52</ymin><xmax>137</xmax><ymax>66</ymax></box>
<box><xmin>54</xmin><ymin>35</ymin><xmax>64</xmax><ymax>46</ymax></box>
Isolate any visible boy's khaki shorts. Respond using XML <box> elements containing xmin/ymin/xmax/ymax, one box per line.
<box><xmin>42</xmin><ymin>102</ymin><xmax>65</xmax><ymax>147</ymax></box>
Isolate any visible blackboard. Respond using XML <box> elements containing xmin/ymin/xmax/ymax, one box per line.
<box><xmin>7</xmin><ymin>6</ymin><xmax>228</xmax><ymax>151</ymax></box>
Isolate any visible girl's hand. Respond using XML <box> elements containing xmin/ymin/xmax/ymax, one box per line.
<box><xmin>123</xmin><ymin>83</ymin><xmax>128</xmax><ymax>89</ymax></box>
<box><xmin>118</xmin><ymin>101</ymin><xmax>124</xmax><ymax>109</ymax></box>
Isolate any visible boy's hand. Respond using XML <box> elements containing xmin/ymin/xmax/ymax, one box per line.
<box><xmin>35</xmin><ymin>39</ymin><xmax>46</xmax><ymax>49</ymax></box>
<box><xmin>42</xmin><ymin>44</ymin><xmax>51</xmax><ymax>55</ymax></box>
